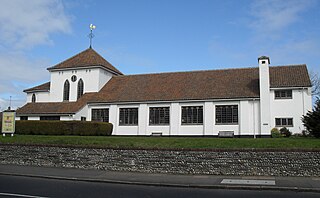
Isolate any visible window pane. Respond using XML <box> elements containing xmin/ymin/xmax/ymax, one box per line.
<box><xmin>181</xmin><ymin>106</ymin><xmax>203</xmax><ymax>124</ymax></box>
<box><xmin>281</xmin><ymin>118</ymin><xmax>287</xmax><ymax>126</ymax></box>
<box><xmin>288</xmin><ymin>118</ymin><xmax>293</xmax><ymax>126</ymax></box>
<box><xmin>119</xmin><ymin>108</ymin><xmax>138</xmax><ymax>125</ymax></box>
<box><xmin>216</xmin><ymin>105</ymin><xmax>238</xmax><ymax>124</ymax></box>
<box><xmin>275</xmin><ymin>118</ymin><xmax>281</xmax><ymax>126</ymax></box>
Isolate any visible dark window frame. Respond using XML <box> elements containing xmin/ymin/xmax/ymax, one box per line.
<box><xmin>275</xmin><ymin>118</ymin><xmax>293</xmax><ymax>127</ymax></box>
<box><xmin>149</xmin><ymin>107</ymin><xmax>170</xmax><ymax>125</ymax></box>
<box><xmin>215</xmin><ymin>105</ymin><xmax>239</xmax><ymax>125</ymax></box>
<box><xmin>63</xmin><ymin>80</ymin><xmax>70</xmax><ymax>101</ymax></box>
<box><xmin>91</xmin><ymin>108</ymin><xmax>109</xmax><ymax>122</ymax></box>
<box><xmin>275</xmin><ymin>90</ymin><xmax>292</xmax><ymax>99</ymax></box>
<box><xmin>119</xmin><ymin>108</ymin><xmax>138</xmax><ymax>126</ymax></box>
<box><xmin>77</xmin><ymin>79</ymin><xmax>84</xmax><ymax>99</ymax></box>
<box><xmin>20</xmin><ymin>116</ymin><xmax>28</xmax><ymax>120</ymax></box>
<box><xmin>181</xmin><ymin>106</ymin><xmax>203</xmax><ymax>125</ymax></box>
<box><xmin>40</xmin><ymin>116</ymin><xmax>60</xmax><ymax>121</ymax></box>
<box><xmin>31</xmin><ymin>94</ymin><xmax>36</xmax><ymax>103</ymax></box>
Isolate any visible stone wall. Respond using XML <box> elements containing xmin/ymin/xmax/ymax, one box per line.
<box><xmin>0</xmin><ymin>145</ymin><xmax>319</xmax><ymax>177</ymax></box>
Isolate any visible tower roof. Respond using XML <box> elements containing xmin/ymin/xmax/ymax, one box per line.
<box><xmin>47</xmin><ymin>48</ymin><xmax>123</xmax><ymax>75</ymax></box>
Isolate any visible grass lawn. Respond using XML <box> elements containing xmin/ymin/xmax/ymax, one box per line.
<box><xmin>0</xmin><ymin>135</ymin><xmax>319</xmax><ymax>150</ymax></box>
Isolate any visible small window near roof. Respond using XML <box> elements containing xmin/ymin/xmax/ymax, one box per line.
<box><xmin>275</xmin><ymin>90</ymin><xmax>292</xmax><ymax>99</ymax></box>
<box><xmin>31</xmin><ymin>94</ymin><xmax>36</xmax><ymax>103</ymax></box>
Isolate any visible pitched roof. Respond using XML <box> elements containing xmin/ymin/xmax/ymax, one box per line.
<box><xmin>47</xmin><ymin>48</ymin><xmax>123</xmax><ymax>75</ymax></box>
<box><xmin>89</xmin><ymin>64</ymin><xmax>311</xmax><ymax>103</ymax></box>
<box><xmin>24</xmin><ymin>82</ymin><xmax>50</xmax><ymax>93</ymax></box>
<box><xmin>17</xmin><ymin>93</ymin><xmax>95</xmax><ymax>115</ymax></box>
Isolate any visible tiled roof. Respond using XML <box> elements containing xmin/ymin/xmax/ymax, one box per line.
<box><xmin>90</xmin><ymin>64</ymin><xmax>311</xmax><ymax>103</ymax></box>
<box><xmin>24</xmin><ymin>82</ymin><xmax>50</xmax><ymax>93</ymax></box>
<box><xmin>17</xmin><ymin>93</ymin><xmax>95</xmax><ymax>115</ymax></box>
<box><xmin>47</xmin><ymin>48</ymin><xmax>123</xmax><ymax>75</ymax></box>
<box><xmin>269</xmin><ymin>65</ymin><xmax>311</xmax><ymax>88</ymax></box>
<box><xmin>17</xmin><ymin>64</ymin><xmax>311</xmax><ymax>115</ymax></box>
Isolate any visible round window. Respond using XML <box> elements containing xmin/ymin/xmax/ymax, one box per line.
<box><xmin>71</xmin><ymin>75</ymin><xmax>77</xmax><ymax>82</ymax></box>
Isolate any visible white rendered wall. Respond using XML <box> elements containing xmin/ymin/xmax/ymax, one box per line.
<box><xmin>26</xmin><ymin>92</ymin><xmax>50</xmax><ymax>103</ymax></box>
<box><xmin>270</xmin><ymin>88</ymin><xmax>312</xmax><ymax>134</ymax></box>
<box><xmin>87</xmin><ymin>100</ymin><xmax>260</xmax><ymax>136</ymax></box>
<box><xmin>49</xmin><ymin>67</ymin><xmax>113</xmax><ymax>102</ymax></box>
<box><xmin>258</xmin><ymin>58</ymin><xmax>271</xmax><ymax>136</ymax></box>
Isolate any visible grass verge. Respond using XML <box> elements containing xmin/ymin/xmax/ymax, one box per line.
<box><xmin>0</xmin><ymin>135</ymin><xmax>319</xmax><ymax>150</ymax></box>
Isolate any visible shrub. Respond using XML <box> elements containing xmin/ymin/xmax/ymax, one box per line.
<box><xmin>302</xmin><ymin>98</ymin><xmax>320</xmax><ymax>138</ymax></box>
<box><xmin>15</xmin><ymin>121</ymin><xmax>113</xmax><ymax>136</ymax></box>
<box><xmin>280</xmin><ymin>127</ymin><xmax>292</xmax><ymax>137</ymax></box>
<box><xmin>271</xmin><ymin>128</ymin><xmax>281</xmax><ymax>138</ymax></box>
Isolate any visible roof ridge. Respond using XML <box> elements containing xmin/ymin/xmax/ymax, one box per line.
<box><xmin>47</xmin><ymin>48</ymin><xmax>92</xmax><ymax>70</ymax></box>
<box><xmin>113</xmin><ymin>64</ymin><xmax>307</xmax><ymax>78</ymax></box>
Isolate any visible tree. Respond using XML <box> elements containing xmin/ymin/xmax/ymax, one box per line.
<box><xmin>302</xmin><ymin>98</ymin><xmax>320</xmax><ymax>138</ymax></box>
<box><xmin>310</xmin><ymin>71</ymin><xmax>320</xmax><ymax>98</ymax></box>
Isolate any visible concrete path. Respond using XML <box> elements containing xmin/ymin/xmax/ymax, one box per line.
<box><xmin>0</xmin><ymin>164</ymin><xmax>319</xmax><ymax>193</ymax></box>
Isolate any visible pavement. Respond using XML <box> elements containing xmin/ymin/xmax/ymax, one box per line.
<box><xmin>0</xmin><ymin>164</ymin><xmax>319</xmax><ymax>193</ymax></box>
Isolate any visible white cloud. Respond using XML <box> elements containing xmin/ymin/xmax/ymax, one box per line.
<box><xmin>0</xmin><ymin>0</ymin><xmax>72</xmax><ymax>110</ymax></box>
<box><xmin>249</xmin><ymin>0</ymin><xmax>315</xmax><ymax>39</ymax></box>
<box><xmin>0</xmin><ymin>0</ymin><xmax>72</xmax><ymax>49</ymax></box>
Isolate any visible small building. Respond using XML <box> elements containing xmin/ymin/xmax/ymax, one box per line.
<box><xmin>16</xmin><ymin>48</ymin><xmax>312</xmax><ymax>137</ymax></box>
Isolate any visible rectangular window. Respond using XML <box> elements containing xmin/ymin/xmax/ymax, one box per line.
<box><xmin>216</xmin><ymin>105</ymin><xmax>238</xmax><ymax>125</ymax></box>
<box><xmin>275</xmin><ymin>118</ymin><xmax>293</xmax><ymax>127</ymax></box>
<box><xmin>275</xmin><ymin>90</ymin><xmax>292</xmax><ymax>99</ymax></box>
<box><xmin>119</xmin><ymin>108</ymin><xmax>138</xmax><ymax>125</ymax></box>
<box><xmin>40</xmin><ymin>116</ymin><xmax>60</xmax><ymax>121</ymax></box>
<box><xmin>149</xmin><ymin>107</ymin><xmax>170</xmax><ymax>125</ymax></box>
<box><xmin>81</xmin><ymin>117</ymin><xmax>86</xmax><ymax>121</ymax></box>
<box><xmin>20</xmin><ymin>116</ymin><xmax>28</xmax><ymax>120</ymax></box>
<box><xmin>181</xmin><ymin>106</ymin><xmax>203</xmax><ymax>125</ymax></box>
<box><xmin>91</xmin><ymin>109</ymin><xmax>109</xmax><ymax>122</ymax></box>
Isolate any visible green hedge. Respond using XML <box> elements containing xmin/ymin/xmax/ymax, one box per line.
<box><xmin>15</xmin><ymin>121</ymin><xmax>113</xmax><ymax>136</ymax></box>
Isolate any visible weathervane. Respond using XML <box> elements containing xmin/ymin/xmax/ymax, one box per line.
<box><xmin>88</xmin><ymin>24</ymin><xmax>96</xmax><ymax>48</ymax></box>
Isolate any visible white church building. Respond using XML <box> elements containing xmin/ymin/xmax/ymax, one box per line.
<box><xmin>16</xmin><ymin>48</ymin><xmax>312</xmax><ymax>137</ymax></box>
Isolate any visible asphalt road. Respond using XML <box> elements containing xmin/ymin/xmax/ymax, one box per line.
<box><xmin>0</xmin><ymin>175</ymin><xmax>319</xmax><ymax>198</ymax></box>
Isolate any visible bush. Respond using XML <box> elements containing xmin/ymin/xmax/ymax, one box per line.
<box><xmin>280</xmin><ymin>127</ymin><xmax>292</xmax><ymax>137</ymax></box>
<box><xmin>271</xmin><ymin>128</ymin><xmax>281</xmax><ymax>138</ymax></box>
<box><xmin>302</xmin><ymin>98</ymin><xmax>320</xmax><ymax>138</ymax></box>
<box><xmin>15</xmin><ymin>121</ymin><xmax>113</xmax><ymax>136</ymax></box>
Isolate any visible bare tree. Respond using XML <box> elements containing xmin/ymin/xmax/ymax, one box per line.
<box><xmin>310</xmin><ymin>70</ymin><xmax>320</xmax><ymax>98</ymax></box>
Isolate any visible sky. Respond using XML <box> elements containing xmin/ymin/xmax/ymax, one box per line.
<box><xmin>0</xmin><ymin>0</ymin><xmax>319</xmax><ymax>110</ymax></box>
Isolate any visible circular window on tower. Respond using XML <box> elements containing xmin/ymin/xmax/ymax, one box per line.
<box><xmin>71</xmin><ymin>75</ymin><xmax>77</xmax><ymax>82</ymax></box>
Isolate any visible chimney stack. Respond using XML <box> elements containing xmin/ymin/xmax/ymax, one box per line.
<box><xmin>258</xmin><ymin>56</ymin><xmax>271</xmax><ymax>136</ymax></box>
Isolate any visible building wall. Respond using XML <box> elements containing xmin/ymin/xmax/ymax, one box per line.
<box><xmin>270</xmin><ymin>88</ymin><xmax>312</xmax><ymax>134</ymax></box>
<box><xmin>87</xmin><ymin>100</ymin><xmax>261</xmax><ymax>136</ymax></box>
<box><xmin>49</xmin><ymin>67</ymin><xmax>113</xmax><ymax>102</ymax></box>
<box><xmin>26</xmin><ymin>92</ymin><xmax>50</xmax><ymax>103</ymax></box>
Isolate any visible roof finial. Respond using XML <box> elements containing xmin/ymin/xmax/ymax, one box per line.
<box><xmin>88</xmin><ymin>24</ymin><xmax>96</xmax><ymax>48</ymax></box>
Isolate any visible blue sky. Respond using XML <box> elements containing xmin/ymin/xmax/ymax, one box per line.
<box><xmin>0</xmin><ymin>0</ymin><xmax>319</xmax><ymax>110</ymax></box>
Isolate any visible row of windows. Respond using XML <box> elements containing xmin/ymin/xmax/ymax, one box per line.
<box><xmin>63</xmin><ymin>79</ymin><xmax>84</xmax><ymax>101</ymax></box>
<box><xmin>92</xmin><ymin>105</ymin><xmax>239</xmax><ymax>126</ymax></box>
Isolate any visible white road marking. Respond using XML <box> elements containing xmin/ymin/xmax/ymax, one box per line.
<box><xmin>0</xmin><ymin>192</ymin><xmax>49</xmax><ymax>198</ymax></box>
<box><xmin>221</xmin><ymin>179</ymin><xmax>275</xmax><ymax>186</ymax></box>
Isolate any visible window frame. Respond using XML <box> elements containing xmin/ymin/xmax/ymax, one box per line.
<box><xmin>119</xmin><ymin>108</ymin><xmax>139</xmax><ymax>126</ymax></box>
<box><xmin>215</xmin><ymin>105</ymin><xmax>239</xmax><ymax>125</ymax></box>
<box><xmin>63</xmin><ymin>80</ymin><xmax>70</xmax><ymax>101</ymax></box>
<box><xmin>149</xmin><ymin>107</ymin><xmax>170</xmax><ymax>125</ymax></box>
<box><xmin>181</xmin><ymin>106</ymin><xmax>203</xmax><ymax>125</ymax></box>
<box><xmin>91</xmin><ymin>108</ymin><xmax>109</xmax><ymax>122</ymax></box>
<box><xmin>31</xmin><ymin>94</ymin><xmax>36</xmax><ymax>103</ymax></box>
<box><xmin>275</xmin><ymin>90</ymin><xmax>292</xmax><ymax>99</ymax></box>
<box><xmin>275</xmin><ymin>118</ymin><xmax>293</xmax><ymax>127</ymax></box>
<box><xmin>77</xmin><ymin>79</ymin><xmax>84</xmax><ymax>99</ymax></box>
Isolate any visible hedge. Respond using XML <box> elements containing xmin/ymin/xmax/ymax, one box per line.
<box><xmin>13</xmin><ymin>121</ymin><xmax>113</xmax><ymax>136</ymax></box>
